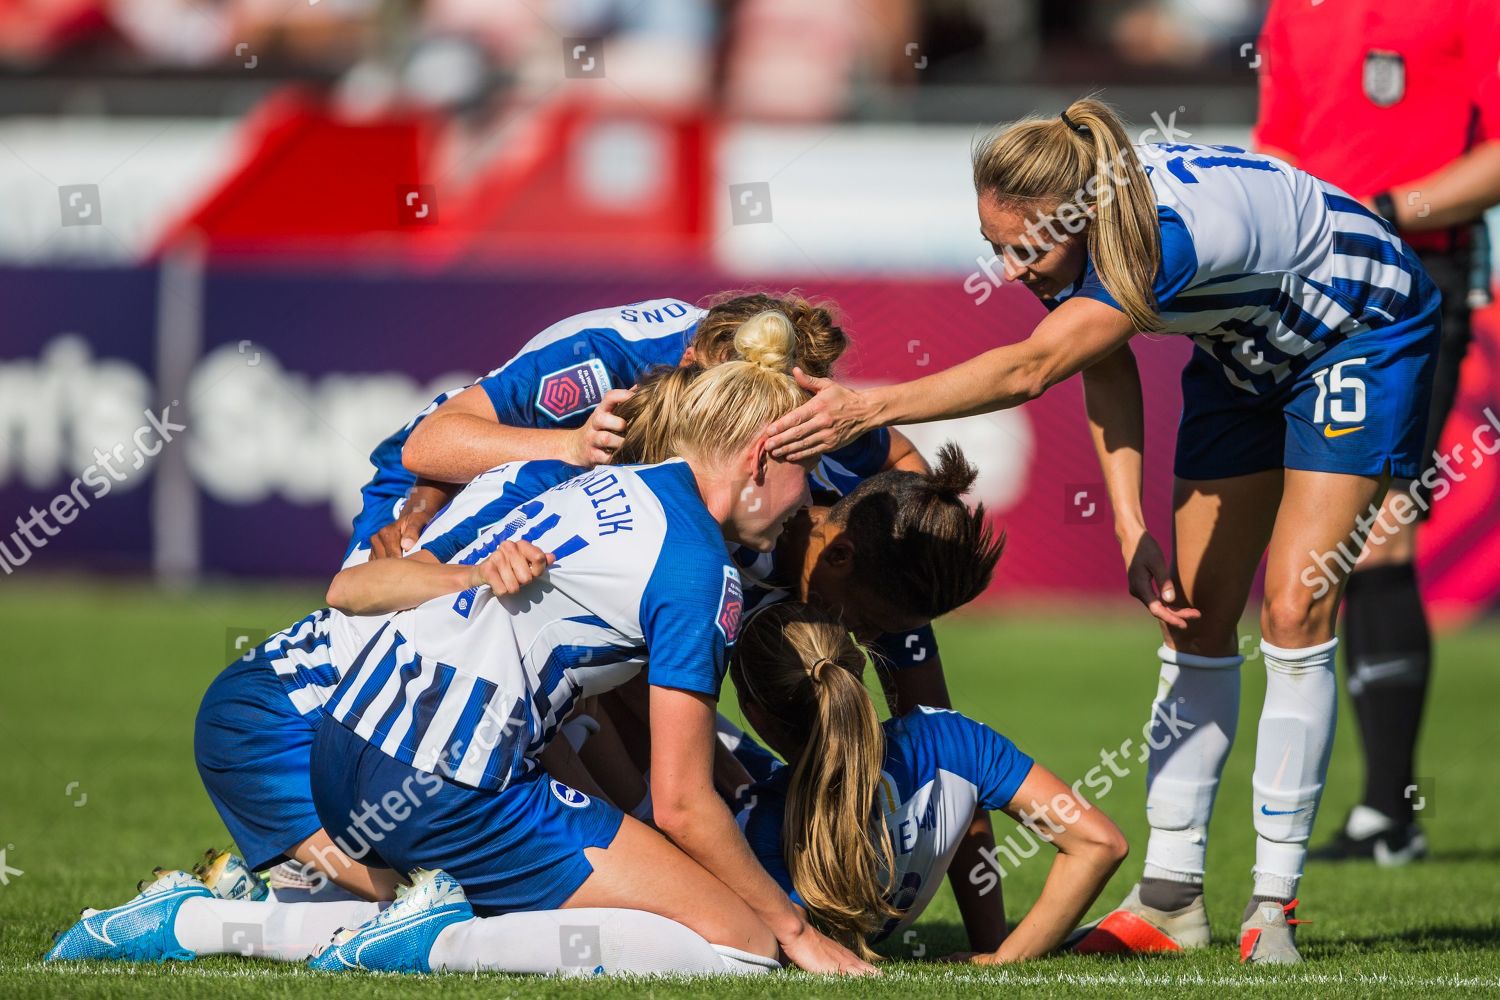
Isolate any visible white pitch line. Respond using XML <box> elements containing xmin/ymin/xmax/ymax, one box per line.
<box><xmin>15</xmin><ymin>962</ymin><xmax>1500</xmax><ymax>989</ymax></box>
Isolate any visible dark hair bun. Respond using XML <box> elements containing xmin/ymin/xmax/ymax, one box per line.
<box><xmin>927</xmin><ymin>442</ymin><xmax>978</xmax><ymax>499</ymax></box>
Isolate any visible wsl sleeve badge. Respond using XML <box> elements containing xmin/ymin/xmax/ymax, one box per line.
<box><xmin>717</xmin><ymin>565</ymin><xmax>743</xmax><ymax>645</ymax></box>
<box><xmin>535</xmin><ymin>358</ymin><xmax>611</xmax><ymax>422</ymax></box>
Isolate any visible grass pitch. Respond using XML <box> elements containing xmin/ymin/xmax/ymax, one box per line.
<box><xmin>1</xmin><ymin>581</ymin><xmax>1497</xmax><ymax>997</ymax></box>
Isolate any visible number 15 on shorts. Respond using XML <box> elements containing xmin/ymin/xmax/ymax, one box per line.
<box><xmin>1313</xmin><ymin>357</ymin><xmax>1367</xmax><ymax>426</ymax></box>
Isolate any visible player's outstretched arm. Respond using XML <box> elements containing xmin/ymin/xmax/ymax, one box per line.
<box><xmin>326</xmin><ymin>541</ymin><xmax>552</xmax><ymax>616</ymax></box>
<box><xmin>766</xmin><ymin>298</ymin><xmax>1135</xmax><ymax>461</ymax></box>
<box><xmin>403</xmin><ymin>385</ymin><xmax>630</xmax><ymax>483</ymax></box>
<box><xmin>970</xmin><ymin>765</ymin><xmax>1127</xmax><ymax>964</ymax></box>
<box><xmin>648</xmin><ymin>686</ymin><xmax>878</xmax><ymax>976</ymax></box>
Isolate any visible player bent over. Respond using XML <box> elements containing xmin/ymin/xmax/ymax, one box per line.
<box><xmin>767</xmin><ymin>96</ymin><xmax>1442</xmax><ymax>964</ymax></box>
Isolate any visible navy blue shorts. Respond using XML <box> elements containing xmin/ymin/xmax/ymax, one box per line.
<box><xmin>194</xmin><ymin>656</ymin><xmax>323</xmax><ymax>872</ymax></box>
<box><xmin>310</xmin><ymin>715</ymin><xmax>624</xmax><ymax>914</ymax></box>
<box><xmin>1175</xmin><ymin>274</ymin><xmax>1441</xmax><ymax>482</ymax></box>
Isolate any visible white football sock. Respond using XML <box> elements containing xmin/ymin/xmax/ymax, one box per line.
<box><xmin>713</xmin><ymin>943</ymin><xmax>782</xmax><ymax>974</ymax></box>
<box><xmin>172</xmin><ymin>898</ymin><xmax>379</xmax><ymax>961</ymax></box>
<box><xmin>428</xmin><ymin>907</ymin><xmax>777</xmax><ymax>976</ymax></box>
<box><xmin>1142</xmin><ymin>645</ymin><xmax>1242</xmax><ymax>885</ymax></box>
<box><xmin>1252</xmin><ymin>637</ymin><xmax>1339</xmax><ymax>900</ymax></box>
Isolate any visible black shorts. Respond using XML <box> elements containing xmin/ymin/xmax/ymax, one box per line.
<box><xmin>1409</xmin><ymin>244</ymin><xmax>1474</xmax><ymax>517</ymax></box>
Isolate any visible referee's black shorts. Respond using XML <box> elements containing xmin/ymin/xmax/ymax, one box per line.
<box><xmin>1409</xmin><ymin>243</ymin><xmax>1474</xmax><ymax>517</ymax></box>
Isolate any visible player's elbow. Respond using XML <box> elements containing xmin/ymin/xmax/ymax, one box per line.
<box><xmin>1079</xmin><ymin>815</ymin><xmax>1129</xmax><ymax>871</ymax></box>
<box><xmin>325</xmin><ymin>573</ymin><xmax>361</xmax><ymax>616</ymax></box>
<box><xmin>651</xmin><ymin>789</ymin><xmax>710</xmax><ymax>846</ymax></box>
<box><xmin>652</xmin><ymin>800</ymin><xmax>694</xmax><ymax>842</ymax></box>
<box><xmin>1004</xmin><ymin>353</ymin><xmax>1056</xmax><ymax>404</ymax></box>
<box><xmin>1011</xmin><ymin>364</ymin><xmax>1050</xmax><ymax>404</ymax></box>
<box><xmin>401</xmin><ymin>423</ymin><xmax>440</xmax><ymax>478</ymax></box>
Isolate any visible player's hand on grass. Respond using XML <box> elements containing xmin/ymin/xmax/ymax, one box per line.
<box><xmin>565</xmin><ymin>388</ymin><xmax>633</xmax><ymax>467</ymax></box>
<box><xmin>1122</xmin><ymin>530</ymin><xmax>1200</xmax><ymax>630</ymax></box>
<box><xmin>468</xmin><ymin>540</ymin><xmax>554</xmax><ymax>596</ymax></box>
<box><xmin>766</xmin><ymin>369</ymin><xmax>875</xmax><ymax>462</ymax></box>
<box><xmin>778</xmin><ymin>921</ymin><xmax>879</xmax><ymax>975</ymax></box>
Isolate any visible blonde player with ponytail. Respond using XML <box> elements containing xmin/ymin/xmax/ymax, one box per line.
<box><xmin>731</xmin><ymin>603</ymin><xmax>1127</xmax><ymax>962</ymax></box>
<box><xmin>767</xmin><ymin>95</ymin><xmax>1444</xmax><ymax>963</ymax></box>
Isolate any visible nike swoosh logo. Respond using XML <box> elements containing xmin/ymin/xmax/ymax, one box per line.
<box><xmin>1324</xmin><ymin>425</ymin><xmax>1365</xmax><ymax>438</ymax></box>
<box><xmin>1259</xmin><ymin>804</ymin><xmax>1308</xmax><ymax>816</ymax></box>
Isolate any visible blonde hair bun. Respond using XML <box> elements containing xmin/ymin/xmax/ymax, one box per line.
<box><xmin>732</xmin><ymin>310</ymin><xmax>798</xmax><ymax>372</ymax></box>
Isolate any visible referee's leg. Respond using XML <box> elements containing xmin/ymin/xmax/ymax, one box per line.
<box><xmin>1317</xmin><ymin>246</ymin><xmax>1472</xmax><ymax>864</ymax></box>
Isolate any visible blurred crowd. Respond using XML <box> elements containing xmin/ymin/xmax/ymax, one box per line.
<box><xmin>0</xmin><ymin>0</ymin><xmax>1267</xmax><ymax>118</ymax></box>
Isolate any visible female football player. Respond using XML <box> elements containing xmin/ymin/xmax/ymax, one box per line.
<box><xmin>764</xmin><ymin>97</ymin><xmax>1442</xmax><ymax>963</ymax></box>
<box><xmin>731</xmin><ymin>604</ymin><xmax>1126</xmax><ymax>962</ymax></box>
<box><xmin>52</xmin><ymin>313</ymin><xmax>873</xmax><ymax>976</ymax></box>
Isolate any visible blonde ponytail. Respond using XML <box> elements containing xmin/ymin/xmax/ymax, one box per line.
<box><xmin>972</xmin><ymin>94</ymin><xmax>1162</xmax><ymax>331</ymax></box>
<box><xmin>729</xmin><ymin>604</ymin><xmax>897</xmax><ymax>958</ymax></box>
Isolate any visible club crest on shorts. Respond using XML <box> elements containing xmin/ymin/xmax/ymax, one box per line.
<box><xmin>717</xmin><ymin>565</ymin><xmax>743</xmax><ymax>644</ymax></box>
<box><xmin>536</xmin><ymin>358</ymin><xmax>610</xmax><ymax>422</ymax></box>
<box><xmin>551</xmin><ymin>779</ymin><xmax>590</xmax><ymax>808</ymax></box>
<box><xmin>1363</xmin><ymin>50</ymin><xmax>1405</xmax><ymax>107</ymax></box>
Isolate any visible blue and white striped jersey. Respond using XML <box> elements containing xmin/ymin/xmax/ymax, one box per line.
<box><xmin>1056</xmin><ymin>144</ymin><xmax>1420</xmax><ymax>396</ymax></box>
<box><xmin>257</xmin><ymin>608</ymin><xmax>390</xmax><ymax>720</ymax></box>
<box><xmin>739</xmin><ymin>706</ymin><xmax>1033</xmax><ymax>942</ymax></box>
<box><xmin>327</xmin><ymin>458</ymin><xmax>742</xmax><ymax>791</ymax></box>
<box><xmin>349</xmin><ymin>299</ymin><xmax>703</xmax><ymax>556</ymax></box>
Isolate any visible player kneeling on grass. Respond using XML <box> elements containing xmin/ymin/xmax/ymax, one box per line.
<box><xmin>730</xmin><ymin>603</ymin><xmax>1128</xmax><ymax>962</ymax></box>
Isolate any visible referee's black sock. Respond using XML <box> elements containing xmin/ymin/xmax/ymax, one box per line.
<box><xmin>1342</xmin><ymin>562</ymin><xmax>1432</xmax><ymax>826</ymax></box>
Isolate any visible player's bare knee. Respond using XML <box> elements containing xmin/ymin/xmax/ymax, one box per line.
<box><xmin>1259</xmin><ymin>590</ymin><xmax>1333</xmax><ymax>649</ymax></box>
<box><xmin>1163</xmin><ymin>621</ymin><xmax>1239</xmax><ymax>659</ymax></box>
<box><xmin>1164</xmin><ymin>631</ymin><xmax>1238</xmax><ymax>659</ymax></box>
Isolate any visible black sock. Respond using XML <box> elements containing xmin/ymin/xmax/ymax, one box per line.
<box><xmin>1139</xmin><ymin>876</ymin><xmax>1201</xmax><ymax>912</ymax></box>
<box><xmin>1342</xmin><ymin>562</ymin><xmax>1432</xmax><ymax>825</ymax></box>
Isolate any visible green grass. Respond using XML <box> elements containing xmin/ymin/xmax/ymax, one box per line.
<box><xmin>1</xmin><ymin>581</ymin><xmax>1497</xmax><ymax>997</ymax></box>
